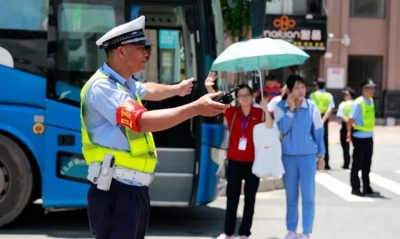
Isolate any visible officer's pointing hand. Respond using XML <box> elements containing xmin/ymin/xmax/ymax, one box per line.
<box><xmin>178</xmin><ymin>78</ymin><xmax>194</xmax><ymax>96</ymax></box>
<box><xmin>193</xmin><ymin>92</ymin><xmax>229</xmax><ymax>117</ymax></box>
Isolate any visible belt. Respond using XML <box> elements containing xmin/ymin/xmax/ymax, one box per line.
<box><xmin>87</xmin><ymin>163</ymin><xmax>154</xmax><ymax>187</ymax></box>
<box><xmin>113</xmin><ymin>167</ymin><xmax>154</xmax><ymax>187</ymax></box>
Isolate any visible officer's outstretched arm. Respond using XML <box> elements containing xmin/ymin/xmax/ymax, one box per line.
<box><xmin>116</xmin><ymin>92</ymin><xmax>229</xmax><ymax>133</ymax></box>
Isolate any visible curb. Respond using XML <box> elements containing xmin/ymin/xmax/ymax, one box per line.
<box><xmin>220</xmin><ymin>177</ymin><xmax>284</xmax><ymax>196</ymax></box>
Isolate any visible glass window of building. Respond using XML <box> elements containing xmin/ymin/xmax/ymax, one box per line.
<box><xmin>266</xmin><ymin>0</ymin><xmax>325</xmax><ymax>15</ymax></box>
<box><xmin>350</xmin><ymin>0</ymin><xmax>386</xmax><ymax>18</ymax></box>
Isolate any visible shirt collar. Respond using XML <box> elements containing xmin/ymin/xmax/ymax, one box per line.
<box><xmin>99</xmin><ymin>62</ymin><xmax>138</xmax><ymax>94</ymax></box>
<box><xmin>284</xmin><ymin>98</ymin><xmax>308</xmax><ymax>109</ymax></box>
<box><xmin>99</xmin><ymin>62</ymin><xmax>127</xmax><ymax>86</ymax></box>
<box><xmin>362</xmin><ymin>96</ymin><xmax>372</xmax><ymax>104</ymax></box>
<box><xmin>318</xmin><ymin>89</ymin><xmax>326</xmax><ymax>93</ymax></box>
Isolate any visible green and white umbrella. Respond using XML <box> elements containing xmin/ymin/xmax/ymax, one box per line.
<box><xmin>211</xmin><ymin>37</ymin><xmax>310</xmax><ymax>98</ymax></box>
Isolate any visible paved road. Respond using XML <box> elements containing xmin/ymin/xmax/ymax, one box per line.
<box><xmin>1</xmin><ymin>125</ymin><xmax>399</xmax><ymax>239</ymax></box>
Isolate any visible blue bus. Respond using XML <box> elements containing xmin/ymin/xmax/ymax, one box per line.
<box><xmin>0</xmin><ymin>0</ymin><xmax>227</xmax><ymax>227</ymax></box>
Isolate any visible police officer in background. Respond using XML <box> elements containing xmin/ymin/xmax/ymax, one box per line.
<box><xmin>336</xmin><ymin>87</ymin><xmax>356</xmax><ymax>169</ymax></box>
<box><xmin>309</xmin><ymin>78</ymin><xmax>335</xmax><ymax>169</ymax></box>
<box><xmin>80</xmin><ymin>16</ymin><xmax>229</xmax><ymax>239</ymax></box>
<box><xmin>346</xmin><ymin>79</ymin><xmax>378</xmax><ymax>197</ymax></box>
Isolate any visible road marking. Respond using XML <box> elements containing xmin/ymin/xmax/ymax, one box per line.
<box><xmin>315</xmin><ymin>172</ymin><xmax>374</xmax><ymax>202</ymax></box>
<box><xmin>395</xmin><ymin>170</ymin><xmax>400</xmax><ymax>176</ymax></box>
<box><xmin>369</xmin><ymin>172</ymin><xmax>400</xmax><ymax>196</ymax></box>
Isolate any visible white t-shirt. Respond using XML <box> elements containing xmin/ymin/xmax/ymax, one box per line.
<box><xmin>267</xmin><ymin>96</ymin><xmax>282</xmax><ymax>112</ymax></box>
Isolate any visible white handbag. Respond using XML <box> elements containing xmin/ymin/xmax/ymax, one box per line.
<box><xmin>252</xmin><ymin>123</ymin><xmax>285</xmax><ymax>178</ymax></box>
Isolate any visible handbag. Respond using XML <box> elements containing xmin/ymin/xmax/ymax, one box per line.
<box><xmin>252</xmin><ymin>122</ymin><xmax>285</xmax><ymax>178</ymax></box>
<box><xmin>213</xmin><ymin>109</ymin><xmax>237</xmax><ymax>178</ymax></box>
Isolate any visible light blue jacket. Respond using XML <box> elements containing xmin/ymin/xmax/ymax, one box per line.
<box><xmin>274</xmin><ymin>99</ymin><xmax>325</xmax><ymax>157</ymax></box>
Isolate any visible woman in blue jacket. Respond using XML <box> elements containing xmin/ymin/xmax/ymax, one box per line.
<box><xmin>274</xmin><ymin>75</ymin><xmax>325</xmax><ymax>239</ymax></box>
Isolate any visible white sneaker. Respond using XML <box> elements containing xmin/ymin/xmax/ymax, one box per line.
<box><xmin>297</xmin><ymin>234</ymin><xmax>310</xmax><ymax>239</ymax></box>
<box><xmin>284</xmin><ymin>231</ymin><xmax>297</xmax><ymax>239</ymax></box>
<box><xmin>216</xmin><ymin>233</ymin><xmax>234</xmax><ymax>239</ymax></box>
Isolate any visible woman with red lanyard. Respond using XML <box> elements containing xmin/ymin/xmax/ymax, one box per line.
<box><xmin>205</xmin><ymin>72</ymin><xmax>271</xmax><ymax>239</ymax></box>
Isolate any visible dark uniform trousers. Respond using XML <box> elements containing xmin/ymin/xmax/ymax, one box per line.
<box><xmin>224</xmin><ymin>159</ymin><xmax>260</xmax><ymax>237</ymax></box>
<box><xmin>87</xmin><ymin>179</ymin><xmax>150</xmax><ymax>239</ymax></box>
<box><xmin>321</xmin><ymin>114</ymin><xmax>330</xmax><ymax>168</ymax></box>
<box><xmin>350</xmin><ymin>137</ymin><xmax>373</xmax><ymax>191</ymax></box>
<box><xmin>340</xmin><ymin>122</ymin><xmax>351</xmax><ymax>168</ymax></box>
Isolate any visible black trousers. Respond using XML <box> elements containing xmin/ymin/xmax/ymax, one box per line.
<box><xmin>340</xmin><ymin>122</ymin><xmax>351</xmax><ymax>168</ymax></box>
<box><xmin>224</xmin><ymin>159</ymin><xmax>260</xmax><ymax>237</ymax></box>
<box><xmin>87</xmin><ymin>179</ymin><xmax>151</xmax><ymax>239</ymax></box>
<box><xmin>350</xmin><ymin>137</ymin><xmax>373</xmax><ymax>190</ymax></box>
<box><xmin>322</xmin><ymin>115</ymin><xmax>330</xmax><ymax>168</ymax></box>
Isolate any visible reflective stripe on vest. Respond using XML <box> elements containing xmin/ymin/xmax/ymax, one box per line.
<box><xmin>80</xmin><ymin>71</ymin><xmax>157</xmax><ymax>173</ymax></box>
<box><xmin>311</xmin><ymin>91</ymin><xmax>331</xmax><ymax>114</ymax></box>
<box><xmin>353</xmin><ymin>96</ymin><xmax>375</xmax><ymax>132</ymax></box>
<box><xmin>343</xmin><ymin>100</ymin><xmax>353</xmax><ymax>117</ymax></box>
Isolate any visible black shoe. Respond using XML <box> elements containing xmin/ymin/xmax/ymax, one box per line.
<box><xmin>325</xmin><ymin>165</ymin><xmax>331</xmax><ymax>170</ymax></box>
<box><xmin>364</xmin><ymin>187</ymin><xmax>380</xmax><ymax>195</ymax></box>
<box><xmin>342</xmin><ymin>165</ymin><xmax>349</xmax><ymax>169</ymax></box>
<box><xmin>351</xmin><ymin>189</ymin><xmax>365</xmax><ymax>197</ymax></box>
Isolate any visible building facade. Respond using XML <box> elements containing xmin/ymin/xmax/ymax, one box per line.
<box><xmin>264</xmin><ymin>0</ymin><xmax>399</xmax><ymax>118</ymax></box>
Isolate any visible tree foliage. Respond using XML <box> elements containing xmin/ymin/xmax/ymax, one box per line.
<box><xmin>220</xmin><ymin>0</ymin><xmax>274</xmax><ymax>40</ymax></box>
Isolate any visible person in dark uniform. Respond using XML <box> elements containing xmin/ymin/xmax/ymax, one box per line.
<box><xmin>81</xmin><ymin>16</ymin><xmax>229</xmax><ymax>239</ymax></box>
<box><xmin>336</xmin><ymin>87</ymin><xmax>356</xmax><ymax>169</ymax></box>
<box><xmin>347</xmin><ymin>79</ymin><xmax>378</xmax><ymax>196</ymax></box>
<box><xmin>309</xmin><ymin>78</ymin><xmax>335</xmax><ymax>170</ymax></box>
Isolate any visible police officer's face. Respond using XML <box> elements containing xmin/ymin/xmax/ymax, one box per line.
<box><xmin>363</xmin><ymin>87</ymin><xmax>375</xmax><ymax>98</ymax></box>
<box><xmin>121</xmin><ymin>44</ymin><xmax>149</xmax><ymax>73</ymax></box>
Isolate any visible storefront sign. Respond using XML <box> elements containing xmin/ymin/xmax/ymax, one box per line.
<box><xmin>264</xmin><ymin>14</ymin><xmax>327</xmax><ymax>51</ymax></box>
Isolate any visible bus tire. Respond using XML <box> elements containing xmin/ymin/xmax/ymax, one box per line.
<box><xmin>0</xmin><ymin>135</ymin><xmax>33</xmax><ymax>228</ymax></box>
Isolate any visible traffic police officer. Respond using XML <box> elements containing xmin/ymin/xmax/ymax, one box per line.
<box><xmin>80</xmin><ymin>16</ymin><xmax>228</xmax><ymax>239</ymax></box>
<box><xmin>336</xmin><ymin>87</ymin><xmax>356</xmax><ymax>169</ymax></box>
<box><xmin>346</xmin><ymin>79</ymin><xmax>378</xmax><ymax>196</ymax></box>
<box><xmin>309</xmin><ymin>78</ymin><xmax>335</xmax><ymax>169</ymax></box>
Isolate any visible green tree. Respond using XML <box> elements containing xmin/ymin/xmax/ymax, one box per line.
<box><xmin>220</xmin><ymin>0</ymin><xmax>274</xmax><ymax>41</ymax></box>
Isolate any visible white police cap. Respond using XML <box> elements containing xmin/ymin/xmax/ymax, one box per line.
<box><xmin>96</xmin><ymin>16</ymin><xmax>148</xmax><ymax>49</ymax></box>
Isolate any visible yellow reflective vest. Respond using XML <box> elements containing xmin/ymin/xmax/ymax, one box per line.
<box><xmin>342</xmin><ymin>100</ymin><xmax>353</xmax><ymax>117</ymax></box>
<box><xmin>80</xmin><ymin>71</ymin><xmax>158</xmax><ymax>173</ymax></box>
<box><xmin>311</xmin><ymin>91</ymin><xmax>332</xmax><ymax>114</ymax></box>
<box><xmin>353</xmin><ymin>96</ymin><xmax>375</xmax><ymax>132</ymax></box>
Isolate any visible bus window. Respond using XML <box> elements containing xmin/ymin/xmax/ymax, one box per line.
<box><xmin>129</xmin><ymin>4</ymin><xmax>198</xmax><ymax>148</ymax></box>
<box><xmin>54</xmin><ymin>3</ymin><xmax>116</xmax><ymax>102</ymax></box>
<box><xmin>0</xmin><ymin>0</ymin><xmax>48</xmax><ymax>31</ymax></box>
<box><xmin>132</xmin><ymin>5</ymin><xmax>196</xmax><ymax>88</ymax></box>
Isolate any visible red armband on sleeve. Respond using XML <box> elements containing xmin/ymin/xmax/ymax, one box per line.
<box><xmin>116</xmin><ymin>99</ymin><xmax>147</xmax><ymax>132</ymax></box>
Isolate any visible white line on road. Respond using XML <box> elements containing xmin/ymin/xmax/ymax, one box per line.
<box><xmin>315</xmin><ymin>172</ymin><xmax>374</xmax><ymax>202</ymax></box>
<box><xmin>369</xmin><ymin>172</ymin><xmax>400</xmax><ymax>196</ymax></box>
<box><xmin>394</xmin><ymin>170</ymin><xmax>400</xmax><ymax>176</ymax></box>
